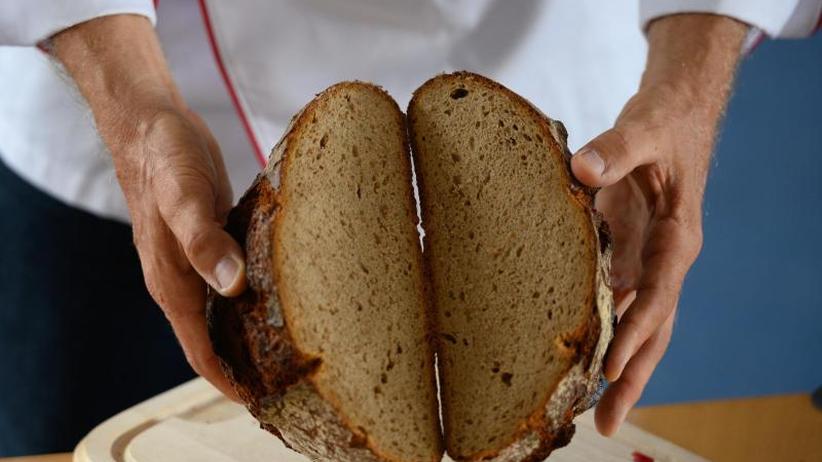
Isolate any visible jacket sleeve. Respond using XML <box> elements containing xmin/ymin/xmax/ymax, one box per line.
<box><xmin>640</xmin><ymin>0</ymin><xmax>821</xmax><ymax>39</ymax></box>
<box><xmin>0</xmin><ymin>0</ymin><xmax>156</xmax><ymax>46</ymax></box>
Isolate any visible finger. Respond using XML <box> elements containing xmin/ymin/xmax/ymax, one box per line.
<box><xmin>614</xmin><ymin>289</ymin><xmax>636</xmax><ymax>318</ymax></box>
<box><xmin>595</xmin><ymin>312</ymin><xmax>674</xmax><ymax>436</ymax></box>
<box><xmin>154</xmin><ymin>168</ymin><xmax>247</xmax><ymax>297</ymax></box>
<box><xmin>604</xmin><ymin>219</ymin><xmax>698</xmax><ymax>382</ymax></box>
<box><xmin>185</xmin><ymin>109</ymin><xmax>235</xmax><ymax>215</ymax></box>
<box><xmin>164</xmin><ymin>285</ymin><xmax>242</xmax><ymax>403</ymax></box>
<box><xmin>136</xmin><ymin>214</ymin><xmax>241</xmax><ymax>402</ymax></box>
<box><xmin>597</xmin><ymin>178</ymin><xmax>648</xmax><ymax>294</ymax></box>
<box><xmin>571</xmin><ymin>127</ymin><xmax>651</xmax><ymax>188</ymax></box>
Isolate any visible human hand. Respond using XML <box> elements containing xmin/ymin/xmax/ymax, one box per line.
<box><xmin>121</xmin><ymin>107</ymin><xmax>247</xmax><ymax>400</ymax></box>
<box><xmin>52</xmin><ymin>15</ymin><xmax>245</xmax><ymax>399</ymax></box>
<box><xmin>570</xmin><ymin>14</ymin><xmax>748</xmax><ymax>435</ymax></box>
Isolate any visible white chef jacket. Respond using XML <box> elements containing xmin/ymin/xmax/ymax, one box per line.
<box><xmin>0</xmin><ymin>1</ymin><xmax>819</xmax><ymax>223</ymax></box>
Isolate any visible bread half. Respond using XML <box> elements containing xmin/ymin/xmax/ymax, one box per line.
<box><xmin>408</xmin><ymin>72</ymin><xmax>613</xmax><ymax>461</ymax></box>
<box><xmin>207</xmin><ymin>82</ymin><xmax>442</xmax><ymax>462</ymax></box>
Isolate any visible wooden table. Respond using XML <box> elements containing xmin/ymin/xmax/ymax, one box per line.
<box><xmin>4</xmin><ymin>393</ymin><xmax>820</xmax><ymax>462</ymax></box>
<box><xmin>628</xmin><ymin>392</ymin><xmax>822</xmax><ymax>462</ymax></box>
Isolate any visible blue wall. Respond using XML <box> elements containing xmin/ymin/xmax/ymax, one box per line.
<box><xmin>641</xmin><ymin>33</ymin><xmax>822</xmax><ymax>405</ymax></box>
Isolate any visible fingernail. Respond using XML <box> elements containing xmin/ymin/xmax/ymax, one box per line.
<box><xmin>612</xmin><ymin>404</ymin><xmax>629</xmax><ymax>433</ymax></box>
<box><xmin>215</xmin><ymin>256</ymin><xmax>241</xmax><ymax>291</ymax></box>
<box><xmin>575</xmin><ymin>147</ymin><xmax>605</xmax><ymax>177</ymax></box>
<box><xmin>604</xmin><ymin>364</ymin><xmax>621</xmax><ymax>383</ymax></box>
<box><xmin>604</xmin><ymin>351</ymin><xmax>626</xmax><ymax>382</ymax></box>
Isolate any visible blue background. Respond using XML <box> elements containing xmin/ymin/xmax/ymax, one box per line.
<box><xmin>640</xmin><ymin>33</ymin><xmax>822</xmax><ymax>405</ymax></box>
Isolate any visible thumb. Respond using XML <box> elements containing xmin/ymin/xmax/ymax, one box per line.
<box><xmin>181</xmin><ymin>224</ymin><xmax>247</xmax><ymax>298</ymax></box>
<box><xmin>571</xmin><ymin>127</ymin><xmax>649</xmax><ymax>188</ymax></box>
<box><xmin>157</xmin><ymin>176</ymin><xmax>247</xmax><ymax>297</ymax></box>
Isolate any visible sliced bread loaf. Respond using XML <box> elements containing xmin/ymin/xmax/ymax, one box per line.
<box><xmin>408</xmin><ymin>72</ymin><xmax>613</xmax><ymax>461</ymax></box>
<box><xmin>206</xmin><ymin>82</ymin><xmax>442</xmax><ymax>462</ymax></box>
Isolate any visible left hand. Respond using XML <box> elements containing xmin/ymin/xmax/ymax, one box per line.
<box><xmin>570</xmin><ymin>13</ymin><xmax>749</xmax><ymax>436</ymax></box>
<box><xmin>572</xmin><ymin>83</ymin><xmax>707</xmax><ymax>436</ymax></box>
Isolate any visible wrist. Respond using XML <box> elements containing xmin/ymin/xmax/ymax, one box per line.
<box><xmin>640</xmin><ymin>14</ymin><xmax>747</xmax><ymax>118</ymax></box>
<box><xmin>51</xmin><ymin>14</ymin><xmax>185</xmax><ymax>154</ymax></box>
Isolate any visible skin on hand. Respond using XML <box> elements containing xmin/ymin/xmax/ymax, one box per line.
<box><xmin>571</xmin><ymin>14</ymin><xmax>749</xmax><ymax>436</ymax></box>
<box><xmin>51</xmin><ymin>15</ymin><xmax>245</xmax><ymax>400</ymax></box>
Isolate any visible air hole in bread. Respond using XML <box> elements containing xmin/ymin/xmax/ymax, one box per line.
<box><xmin>408</xmin><ymin>73</ymin><xmax>609</xmax><ymax>459</ymax></box>
<box><xmin>450</xmin><ymin>88</ymin><xmax>469</xmax><ymax>99</ymax></box>
<box><xmin>501</xmin><ymin>373</ymin><xmax>513</xmax><ymax>386</ymax></box>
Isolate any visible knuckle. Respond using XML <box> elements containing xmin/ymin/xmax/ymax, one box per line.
<box><xmin>183</xmin><ymin>350</ymin><xmax>204</xmax><ymax>375</ymax></box>
<box><xmin>659</xmin><ymin>315</ymin><xmax>675</xmax><ymax>343</ymax></box>
<box><xmin>131</xmin><ymin>228</ymin><xmax>144</xmax><ymax>250</ymax></box>
<box><xmin>156</xmin><ymin>168</ymin><xmax>210</xmax><ymax>211</ymax></box>
<box><xmin>608</xmin><ymin>126</ymin><xmax>631</xmax><ymax>156</ymax></box>
<box><xmin>618</xmin><ymin>314</ymin><xmax>642</xmax><ymax>333</ymax></box>
<box><xmin>131</xmin><ymin>218</ymin><xmax>157</xmax><ymax>253</ymax></box>
<box><xmin>687</xmin><ymin>227</ymin><xmax>704</xmax><ymax>261</ymax></box>
<box><xmin>637</xmin><ymin>274</ymin><xmax>682</xmax><ymax>311</ymax></box>
<box><xmin>617</xmin><ymin>315</ymin><xmax>647</xmax><ymax>347</ymax></box>
<box><xmin>620</xmin><ymin>300</ymin><xmax>671</xmax><ymax>348</ymax></box>
<box><xmin>140</xmin><ymin>109</ymin><xmax>189</xmax><ymax>142</ymax></box>
<box><xmin>182</xmin><ymin>226</ymin><xmax>214</xmax><ymax>261</ymax></box>
<box><xmin>653</xmin><ymin>280</ymin><xmax>682</xmax><ymax>304</ymax></box>
<box><xmin>163</xmin><ymin>305</ymin><xmax>201</xmax><ymax>332</ymax></box>
<box><xmin>182</xmin><ymin>344</ymin><xmax>218</xmax><ymax>378</ymax></box>
<box><xmin>144</xmin><ymin>276</ymin><xmax>168</xmax><ymax>308</ymax></box>
<box><xmin>659</xmin><ymin>327</ymin><xmax>674</xmax><ymax>348</ymax></box>
<box><xmin>616</xmin><ymin>373</ymin><xmax>645</xmax><ymax>405</ymax></box>
<box><xmin>592</xmin><ymin>128</ymin><xmax>632</xmax><ymax>164</ymax></box>
<box><xmin>667</xmin><ymin>215</ymin><xmax>704</xmax><ymax>264</ymax></box>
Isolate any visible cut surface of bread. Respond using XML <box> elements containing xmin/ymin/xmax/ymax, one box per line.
<box><xmin>207</xmin><ymin>82</ymin><xmax>442</xmax><ymax>462</ymax></box>
<box><xmin>408</xmin><ymin>72</ymin><xmax>613</xmax><ymax>461</ymax></box>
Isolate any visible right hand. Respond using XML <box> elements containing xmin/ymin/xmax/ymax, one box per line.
<box><xmin>117</xmin><ymin>107</ymin><xmax>246</xmax><ymax>400</ymax></box>
<box><xmin>51</xmin><ymin>14</ymin><xmax>248</xmax><ymax>399</ymax></box>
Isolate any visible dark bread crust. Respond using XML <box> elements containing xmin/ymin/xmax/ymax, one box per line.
<box><xmin>206</xmin><ymin>174</ymin><xmax>321</xmax><ymax>447</ymax></box>
<box><xmin>407</xmin><ymin>71</ymin><xmax>614</xmax><ymax>462</ymax></box>
<box><xmin>207</xmin><ymin>75</ymin><xmax>611</xmax><ymax>462</ymax></box>
<box><xmin>207</xmin><ymin>82</ymin><xmax>441</xmax><ymax>462</ymax></box>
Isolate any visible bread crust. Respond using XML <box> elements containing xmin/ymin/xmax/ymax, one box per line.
<box><xmin>407</xmin><ymin>72</ymin><xmax>614</xmax><ymax>462</ymax></box>
<box><xmin>207</xmin><ymin>75</ymin><xmax>612</xmax><ymax>462</ymax></box>
<box><xmin>207</xmin><ymin>82</ymin><xmax>441</xmax><ymax>462</ymax></box>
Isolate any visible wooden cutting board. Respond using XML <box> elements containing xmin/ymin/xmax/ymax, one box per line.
<box><xmin>73</xmin><ymin>378</ymin><xmax>708</xmax><ymax>462</ymax></box>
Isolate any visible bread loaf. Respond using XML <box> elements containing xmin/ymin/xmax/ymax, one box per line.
<box><xmin>408</xmin><ymin>72</ymin><xmax>613</xmax><ymax>461</ymax></box>
<box><xmin>207</xmin><ymin>73</ymin><xmax>613</xmax><ymax>462</ymax></box>
<box><xmin>207</xmin><ymin>82</ymin><xmax>443</xmax><ymax>462</ymax></box>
